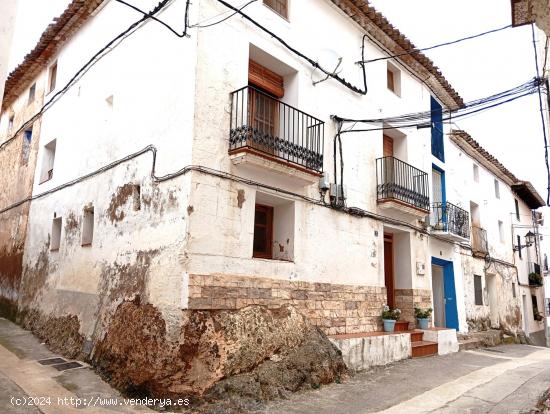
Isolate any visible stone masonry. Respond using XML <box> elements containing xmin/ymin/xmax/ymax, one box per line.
<box><xmin>188</xmin><ymin>274</ymin><xmax>387</xmax><ymax>335</ymax></box>
<box><xmin>394</xmin><ymin>289</ymin><xmax>433</xmax><ymax>327</ymax></box>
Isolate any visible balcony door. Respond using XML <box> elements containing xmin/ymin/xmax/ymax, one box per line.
<box><xmin>248</xmin><ymin>60</ymin><xmax>284</xmax><ymax>155</ymax></box>
<box><xmin>431</xmin><ymin>166</ymin><xmax>445</xmax><ymax>228</ymax></box>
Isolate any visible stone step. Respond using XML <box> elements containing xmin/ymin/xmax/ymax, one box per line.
<box><xmin>458</xmin><ymin>338</ymin><xmax>483</xmax><ymax>351</ymax></box>
<box><xmin>411</xmin><ymin>341</ymin><xmax>438</xmax><ymax>358</ymax></box>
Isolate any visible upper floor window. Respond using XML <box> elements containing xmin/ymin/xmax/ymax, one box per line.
<box><xmin>430</xmin><ymin>96</ymin><xmax>444</xmax><ymax>162</ymax></box>
<box><xmin>263</xmin><ymin>0</ymin><xmax>288</xmax><ymax>19</ymax></box>
<box><xmin>494</xmin><ymin>179</ymin><xmax>500</xmax><ymax>199</ymax></box>
<box><xmin>8</xmin><ymin>114</ymin><xmax>14</xmax><ymax>132</ymax></box>
<box><xmin>387</xmin><ymin>62</ymin><xmax>401</xmax><ymax>96</ymax></box>
<box><xmin>498</xmin><ymin>220</ymin><xmax>504</xmax><ymax>243</ymax></box>
<box><xmin>28</xmin><ymin>83</ymin><xmax>36</xmax><ymax>105</ymax></box>
<box><xmin>48</xmin><ymin>61</ymin><xmax>57</xmax><ymax>93</ymax></box>
<box><xmin>473</xmin><ymin>164</ymin><xmax>479</xmax><ymax>183</ymax></box>
<box><xmin>515</xmin><ymin>199</ymin><xmax>520</xmax><ymax>221</ymax></box>
<box><xmin>40</xmin><ymin>139</ymin><xmax>57</xmax><ymax>183</ymax></box>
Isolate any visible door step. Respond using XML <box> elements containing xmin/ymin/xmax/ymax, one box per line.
<box><xmin>410</xmin><ymin>330</ymin><xmax>424</xmax><ymax>342</ymax></box>
<box><xmin>394</xmin><ymin>321</ymin><xmax>410</xmax><ymax>332</ymax></box>
<box><xmin>411</xmin><ymin>340</ymin><xmax>438</xmax><ymax>358</ymax></box>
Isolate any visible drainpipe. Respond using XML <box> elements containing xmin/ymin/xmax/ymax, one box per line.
<box><xmin>532</xmin><ymin>210</ymin><xmax>548</xmax><ymax>347</ymax></box>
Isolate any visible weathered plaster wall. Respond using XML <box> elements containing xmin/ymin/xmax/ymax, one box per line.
<box><xmin>0</xmin><ymin>78</ymin><xmax>44</xmax><ymax>318</ymax></box>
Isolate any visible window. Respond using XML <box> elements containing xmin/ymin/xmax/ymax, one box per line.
<box><xmin>474</xmin><ymin>275</ymin><xmax>483</xmax><ymax>305</ymax></box>
<box><xmin>387</xmin><ymin>62</ymin><xmax>401</xmax><ymax>96</ymax></box>
<box><xmin>48</xmin><ymin>61</ymin><xmax>57</xmax><ymax>93</ymax></box>
<box><xmin>21</xmin><ymin>128</ymin><xmax>32</xmax><ymax>165</ymax></box>
<box><xmin>81</xmin><ymin>206</ymin><xmax>94</xmax><ymax>246</ymax></box>
<box><xmin>512</xmin><ymin>283</ymin><xmax>516</xmax><ymax>298</ymax></box>
<box><xmin>263</xmin><ymin>0</ymin><xmax>288</xmax><ymax>18</ymax></box>
<box><xmin>51</xmin><ymin>217</ymin><xmax>62</xmax><ymax>251</ymax></box>
<box><xmin>532</xmin><ymin>295</ymin><xmax>540</xmax><ymax>320</ymax></box>
<box><xmin>28</xmin><ymin>83</ymin><xmax>36</xmax><ymax>105</ymax></box>
<box><xmin>517</xmin><ymin>235</ymin><xmax>522</xmax><ymax>259</ymax></box>
<box><xmin>515</xmin><ymin>199</ymin><xmax>520</xmax><ymax>221</ymax></box>
<box><xmin>473</xmin><ymin>164</ymin><xmax>479</xmax><ymax>183</ymax></box>
<box><xmin>8</xmin><ymin>114</ymin><xmax>14</xmax><ymax>132</ymax></box>
<box><xmin>494</xmin><ymin>179</ymin><xmax>500</xmax><ymax>199</ymax></box>
<box><xmin>253</xmin><ymin>204</ymin><xmax>273</xmax><ymax>258</ymax></box>
<box><xmin>40</xmin><ymin>139</ymin><xmax>57</xmax><ymax>183</ymax></box>
<box><xmin>431</xmin><ymin>96</ymin><xmax>444</xmax><ymax>161</ymax></box>
<box><xmin>253</xmin><ymin>194</ymin><xmax>295</xmax><ymax>260</ymax></box>
<box><xmin>132</xmin><ymin>185</ymin><xmax>141</xmax><ymax>211</ymax></box>
<box><xmin>498</xmin><ymin>220</ymin><xmax>504</xmax><ymax>243</ymax></box>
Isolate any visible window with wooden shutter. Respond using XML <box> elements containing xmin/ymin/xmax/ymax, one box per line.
<box><xmin>253</xmin><ymin>204</ymin><xmax>273</xmax><ymax>258</ymax></box>
<box><xmin>263</xmin><ymin>0</ymin><xmax>288</xmax><ymax>19</ymax></box>
<box><xmin>474</xmin><ymin>275</ymin><xmax>483</xmax><ymax>305</ymax></box>
<box><xmin>248</xmin><ymin>60</ymin><xmax>284</xmax><ymax>98</ymax></box>
<box><xmin>383</xmin><ymin>135</ymin><xmax>394</xmax><ymax>157</ymax></box>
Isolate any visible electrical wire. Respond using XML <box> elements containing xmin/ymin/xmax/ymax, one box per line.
<box><xmin>192</xmin><ymin>0</ymin><xmax>258</xmax><ymax>28</ymax></box>
<box><xmin>358</xmin><ymin>24</ymin><xmax>512</xmax><ymax>64</ymax></box>
<box><xmin>531</xmin><ymin>23</ymin><xmax>550</xmax><ymax>206</ymax></box>
<box><xmin>114</xmin><ymin>0</ymin><xmax>189</xmax><ymax>37</ymax></box>
<box><xmin>0</xmin><ymin>0</ymin><xmax>175</xmax><ymax>152</ymax></box>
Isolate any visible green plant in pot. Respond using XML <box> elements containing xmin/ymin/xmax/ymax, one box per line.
<box><xmin>529</xmin><ymin>272</ymin><xmax>543</xmax><ymax>286</ymax></box>
<box><xmin>381</xmin><ymin>305</ymin><xmax>401</xmax><ymax>332</ymax></box>
<box><xmin>414</xmin><ymin>307</ymin><xmax>433</xmax><ymax>329</ymax></box>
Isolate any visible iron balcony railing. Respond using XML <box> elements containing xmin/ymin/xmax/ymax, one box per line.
<box><xmin>229</xmin><ymin>86</ymin><xmax>324</xmax><ymax>172</ymax></box>
<box><xmin>376</xmin><ymin>156</ymin><xmax>430</xmax><ymax>211</ymax></box>
<box><xmin>471</xmin><ymin>225</ymin><xmax>489</xmax><ymax>256</ymax></box>
<box><xmin>431</xmin><ymin>201</ymin><xmax>470</xmax><ymax>239</ymax></box>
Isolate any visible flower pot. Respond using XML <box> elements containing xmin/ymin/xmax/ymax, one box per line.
<box><xmin>383</xmin><ymin>319</ymin><xmax>396</xmax><ymax>332</ymax></box>
<box><xmin>417</xmin><ymin>318</ymin><xmax>430</xmax><ymax>330</ymax></box>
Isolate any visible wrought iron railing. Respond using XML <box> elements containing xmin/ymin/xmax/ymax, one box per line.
<box><xmin>471</xmin><ymin>225</ymin><xmax>489</xmax><ymax>256</ymax></box>
<box><xmin>376</xmin><ymin>156</ymin><xmax>430</xmax><ymax>211</ymax></box>
<box><xmin>431</xmin><ymin>201</ymin><xmax>470</xmax><ymax>239</ymax></box>
<box><xmin>229</xmin><ymin>86</ymin><xmax>324</xmax><ymax>172</ymax></box>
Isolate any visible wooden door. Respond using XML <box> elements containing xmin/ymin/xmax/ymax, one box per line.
<box><xmin>384</xmin><ymin>233</ymin><xmax>394</xmax><ymax>308</ymax></box>
<box><xmin>253</xmin><ymin>204</ymin><xmax>273</xmax><ymax>259</ymax></box>
<box><xmin>383</xmin><ymin>134</ymin><xmax>394</xmax><ymax>157</ymax></box>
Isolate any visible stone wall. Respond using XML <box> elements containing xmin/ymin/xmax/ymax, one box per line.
<box><xmin>394</xmin><ymin>289</ymin><xmax>432</xmax><ymax>327</ymax></box>
<box><xmin>188</xmin><ymin>274</ymin><xmax>387</xmax><ymax>335</ymax></box>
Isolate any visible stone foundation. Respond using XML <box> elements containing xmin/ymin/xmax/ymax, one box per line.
<box><xmin>188</xmin><ymin>274</ymin><xmax>387</xmax><ymax>335</ymax></box>
<box><xmin>394</xmin><ymin>289</ymin><xmax>432</xmax><ymax>328</ymax></box>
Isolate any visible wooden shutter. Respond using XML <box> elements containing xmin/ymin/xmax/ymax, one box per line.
<box><xmin>253</xmin><ymin>204</ymin><xmax>273</xmax><ymax>258</ymax></box>
<box><xmin>387</xmin><ymin>68</ymin><xmax>395</xmax><ymax>92</ymax></box>
<box><xmin>248</xmin><ymin>60</ymin><xmax>284</xmax><ymax>98</ymax></box>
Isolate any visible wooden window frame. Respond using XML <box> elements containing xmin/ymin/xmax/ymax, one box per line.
<box><xmin>263</xmin><ymin>0</ymin><xmax>288</xmax><ymax>19</ymax></box>
<box><xmin>253</xmin><ymin>204</ymin><xmax>273</xmax><ymax>259</ymax></box>
<box><xmin>48</xmin><ymin>61</ymin><xmax>58</xmax><ymax>93</ymax></box>
<box><xmin>474</xmin><ymin>275</ymin><xmax>483</xmax><ymax>306</ymax></box>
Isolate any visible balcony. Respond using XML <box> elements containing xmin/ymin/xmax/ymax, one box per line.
<box><xmin>376</xmin><ymin>156</ymin><xmax>430</xmax><ymax>216</ymax></box>
<box><xmin>430</xmin><ymin>202</ymin><xmax>470</xmax><ymax>241</ymax></box>
<box><xmin>229</xmin><ymin>86</ymin><xmax>324</xmax><ymax>183</ymax></box>
<box><xmin>471</xmin><ymin>225</ymin><xmax>489</xmax><ymax>258</ymax></box>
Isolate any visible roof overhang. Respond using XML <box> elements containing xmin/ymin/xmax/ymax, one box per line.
<box><xmin>511</xmin><ymin>181</ymin><xmax>546</xmax><ymax>209</ymax></box>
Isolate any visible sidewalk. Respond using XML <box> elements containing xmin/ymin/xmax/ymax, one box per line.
<box><xmin>255</xmin><ymin>344</ymin><xmax>550</xmax><ymax>414</ymax></box>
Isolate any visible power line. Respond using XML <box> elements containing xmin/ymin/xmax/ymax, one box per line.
<box><xmin>357</xmin><ymin>24</ymin><xmax>512</xmax><ymax>64</ymax></box>
<box><xmin>192</xmin><ymin>0</ymin><xmax>258</xmax><ymax>28</ymax></box>
<box><xmin>0</xmin><ymin>0</ymin><xmax>176</xmax><ymax>152</ymax></box>
<box><xmin>114</xmin><ymin>0</ymin><xmax>189</xmax><ymax>37</ymax></box>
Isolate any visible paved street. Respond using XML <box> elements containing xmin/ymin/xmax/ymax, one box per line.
<box><xmin>2</xmin><ymin>316</ymin><xmax>550</xmax><ymax>413</ymax></box>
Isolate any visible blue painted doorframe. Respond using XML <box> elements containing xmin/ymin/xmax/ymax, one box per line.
<box><xmin>432</xmin><ymin>257</ymin><xmax>459</xmax><ymax>330</ymax></box>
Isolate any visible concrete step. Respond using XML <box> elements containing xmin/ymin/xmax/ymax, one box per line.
<box><xmin>411</xmin><ymin>341</ymin><xmax>438</xmax><ymax>358</ymax></box>
<box><xmin>410</xmin><ymin>331</ymin><xmax>424</xmax><ymax>342</ymax></box>
<box><xmin>458</xmin><ymin>338</ymin><xmax>483</xmax><ymax>351</ymax></box>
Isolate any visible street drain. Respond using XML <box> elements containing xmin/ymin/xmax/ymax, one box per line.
<box><xmin>53</xmin><ymin>362</ymin><xmax>83</xmax><ymax>371</ymax></box>
<box><xmin>38</xmin><ymin>358</ymin><xmax>67</xmax><ymax>365</ymax></box>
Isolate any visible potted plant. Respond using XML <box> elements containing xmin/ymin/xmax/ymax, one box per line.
<box><xmin>534</xmin><ymin>309</ymin><xmax>544</xmax><ymax>321</ymax></box>
<box><xmin>529</xmin><ymin>272</ymin><xmax>543</xmax><ymax>287</ymax></box>
<box><xmin>414</xmin><ymin>307</ymin><xmax>433</xmax><ymax>329</ymax></box>
<box><xmin>381</xmin><ymin>305</ymin><xmax>401</xmax><ymax>332</ymax></box>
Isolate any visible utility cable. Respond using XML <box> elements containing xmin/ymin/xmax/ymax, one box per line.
<box><xmin>358</xmin><ymin>24</ymin><xmax>512</xmax><ymax>64</ymax></box>
<box><xmin>0</xmin><ymin>0</ymin><xmax>174</xmax><ymax>152</ymax></box>
<box><xmin>192</xmin><ymin>0</ymin><xmax>258</xmax><ymax>28</ymax></box>
<box><xmin>531</xmin><ymin>23</ymin><xmax>550</xmax><ymax>206</ymax></box>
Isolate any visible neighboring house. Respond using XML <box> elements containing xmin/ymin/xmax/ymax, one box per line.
<box><xmin>0</xmin><ymin>0</ymin><xmax>546</xmax><ymax>389</ymax></box>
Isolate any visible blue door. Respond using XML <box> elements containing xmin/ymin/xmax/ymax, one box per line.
<box><xmin>432</xmin><ymin>257</ymin><xmax>459</xmax><ymax>330</ymax></box>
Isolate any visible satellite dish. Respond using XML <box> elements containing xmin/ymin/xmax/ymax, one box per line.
<box><xmin>312</xmin><ymin>48</ymin><xmax>343</xmax><ymax>86</ymax></box>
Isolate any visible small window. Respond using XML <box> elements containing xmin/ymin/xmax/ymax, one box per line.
<box><xmin>263</xmin><ymin>0</ymin><xmax>288</xmax><ymax>18</ymax></box>
<box><xmin>512</xmin><ymin>283</ymin><xmax>516</xmax><ymax>298</ymax></box>
<box><xmin>81</xmin><ymin>206</ymin><xmax>94</xmax><ymax>246</ymax></box>
<box><xmin>518</xmin><ymin>235</ymin><xmax>522</xmax><ymax>259</ymax></box>
<box><xmin>515</xmin><ymin>199</ymin><xmax>520</xmax><ymax>221</ymax></box>
<box><xmin>48</xmin><ymin>61</ymin><xmax>57</xmax><ymax>93</ymax></box>
<box><xmin>253</xmin><ymin>204</ymin><xmax>273</xmax><ymax>258</ymax></box>
<box><xmin>498</xmin><ymin>220</ymin><xmax>504</xmax><ymax>243</ymax></box>
<box><xmin>473</xmin><ymin>164</ymin><xmax>479</xmax><ymax>183</ymax></box>
<box><xmin>494</xmin><ymin>179</ymin><xmax>500</xmax><ymax>199</ymax></box>
<box><xmin>28</xmin><ymin>83</ymin><xmax>36</xmax><ymax>105</ymax></box>
<box><xmin>21</xmin><ymin>128</ymin><xmax>32</xmax><ymax>165</ymax></box>
<box><xmin>132</xmin><ymin>185</ymin><xmax>141</xmax><ymax>211</ymax></box>
<box><xmin>8</xmin><ymin>114</ymin><xmax>14</xmax><ymax>132</ymax></box>
<box><xmin>387</xmin><ymin>62</ymin><xmax>401</xmax><ymax>96</ymax></box>
<box><xmin>40</xmin><ymin>139</ymin><xmax>56</xmax><ymax>183</ymax></box>
<box><xmin>51</xmin><ymin>217</ymin><xmax>62</xmax><ymax>251</ymax></box>
<box><xmin>532</xmin><ymin>295</ymin><xmax>540</xmax><ymax>320</ymax></box>
<box><xmin>474</xmin><ymin>275</ymin><xmax>483</xmax><ymax>305</ymax></box>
